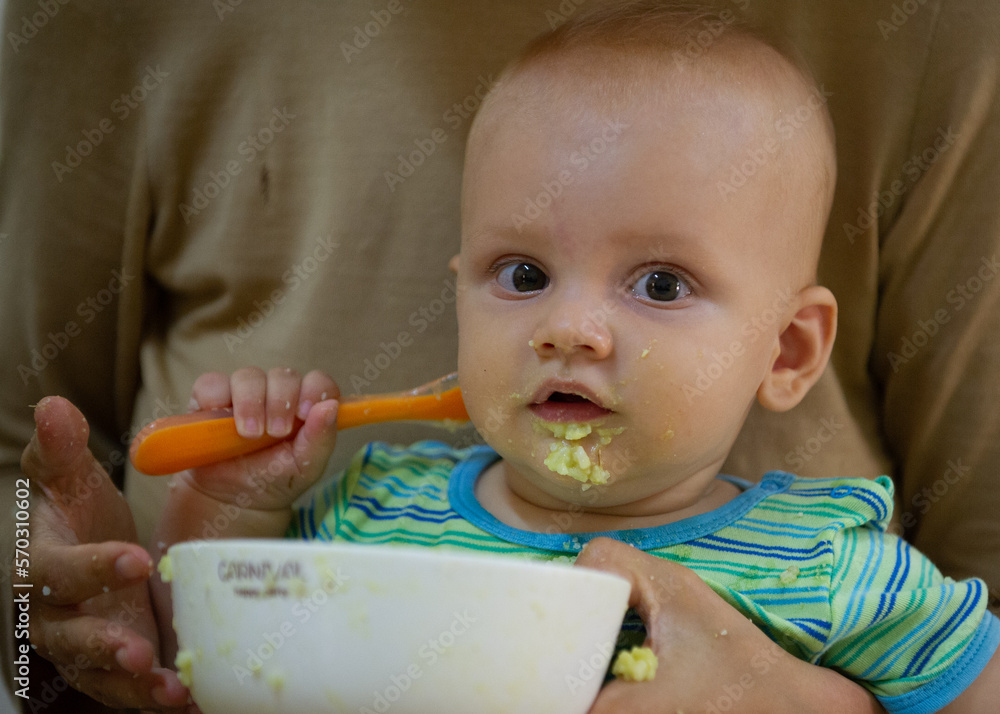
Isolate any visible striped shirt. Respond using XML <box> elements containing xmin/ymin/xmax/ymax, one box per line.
<box><xmin>288</xmin><ymin>441</ymin><xmax>1000</xmax><ymax>713</ymax></box>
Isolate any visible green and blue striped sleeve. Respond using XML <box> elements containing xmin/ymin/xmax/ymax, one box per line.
<box><xmin>821</xmin><ymin>519</ymin><xmax>999</xmax><ymax>713</ymax></box>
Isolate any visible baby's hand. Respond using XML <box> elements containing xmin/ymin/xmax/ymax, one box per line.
<box><xmin>179</xmin><ymin>366</ymin><xmax>340</xmax><ymax>512</ymax></box>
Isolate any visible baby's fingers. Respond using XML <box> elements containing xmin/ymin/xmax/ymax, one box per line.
<box><xmin>289</xmin><ymin>399</ymin><xmax>340</xmax><ymax>485</ymax></box>
<box><xmin>189</xmin><ymin>371</ymin><xmax>234</xmax><ymax>411</ymax></box>
<box><xmin>186</xmin><ymin>399</ymin><xmax>339</xmax><ymax>510</ymax></box>
<box><xmin>231</xmin><ymin>366</ymin><xmax>268</xmax><ymax>438</ymax></box>
<box><xmin>265</xmin><ymin>367</ymin><xmax>302</xmax><ymax>438</ymax></box>
<box><xmin>297</xmin><ymin>370</ymin><xmax>339</xmax><ymax>420</ymax></box>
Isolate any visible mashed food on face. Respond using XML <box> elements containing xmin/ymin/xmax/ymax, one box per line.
<box><xmin>537</xmin><ymin>421</ymin><xmax>623</xmax><ymax>489</ymax></box>
<box><xmin>611</xmin><ymin>646</ymin><xmax>658</xmax><ymax>681</ymax></box>
<box><xmin>544</xmin><ymin>442</ymin><xmax>610</xmax><ymax>487</ymax></box>
<box><xmin>544</xmin><ymin>422</ymin><xmax>593</xmax><ymax>440</ymax></box>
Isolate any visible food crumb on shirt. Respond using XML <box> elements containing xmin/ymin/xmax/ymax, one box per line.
<box><xmin>612</xmin><ymin>646</ymin><xmax>658</xmax><ymax>681</ymax></box>
<box><xmin>779</xmin><ymin>565</ymin><xmax>799</xmax><ymax>584</ymax></box>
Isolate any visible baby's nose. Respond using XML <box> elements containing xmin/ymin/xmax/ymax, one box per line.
<box><xmin>531</xmin><ymin>301</ymin><xmax>613</xmax><ymax>359</ymax></box>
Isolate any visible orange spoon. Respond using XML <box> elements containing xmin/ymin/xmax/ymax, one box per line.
<box><xmin>129</xmin><ymin>373</ymin><xmax>468</xmax><ymax>475</ymax></box>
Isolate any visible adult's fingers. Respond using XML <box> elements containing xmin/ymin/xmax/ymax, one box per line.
<box><xmin>22</xmin><ymin>396</ymin><xmax>134</xmax><ymax>546</ymax></box>
<box><xmin>21</xmin><ymin>396</ymin><xmax>100</xmax><ymax>492</ymax></box>
<box><xmin>66</xmin><ymin>664</ymin><xmax>189</xmax><ymax>711</ymax></box>
<box><xmin>574</xmin><ymin>537</ymin><xmax>690</xmax><ymax>627</ymax></box>
<box><xmin>32</xmin><ymin>608</ymin><xmax>155</xmax><ymax>674</ymax></box>
<box><xmin>32</xmin><ymin>541</ymin><xmax>152</xmax><ymax>606</ymax></box>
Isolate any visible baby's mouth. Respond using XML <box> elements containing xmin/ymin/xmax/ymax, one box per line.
<box><xmin>528</xmin><ymin>389</ymin><xmax>613</xmax><ymax>423</ymax></box>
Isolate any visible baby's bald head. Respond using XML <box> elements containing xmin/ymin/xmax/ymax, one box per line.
<box><xmin>466</xmin><ymin>1</ymin><xmax>837</xmax><ymax>286</ymax></box>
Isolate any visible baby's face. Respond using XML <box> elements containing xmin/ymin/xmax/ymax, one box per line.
<box><xmin>456</xmin><ymin>60</ymin><xmax>825</xmax><ymax>508</ymax></box>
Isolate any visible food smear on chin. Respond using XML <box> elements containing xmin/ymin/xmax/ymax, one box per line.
<box><xmin>536</xmin><ymin>421</ymin><xmax>625</xmax><ymax>490</ymax></box>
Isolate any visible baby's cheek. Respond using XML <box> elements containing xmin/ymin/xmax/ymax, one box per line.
<box><xmin>464</xmin><ymin>382</ymin><xmax>522</xmax><ymax>446</ymax></box>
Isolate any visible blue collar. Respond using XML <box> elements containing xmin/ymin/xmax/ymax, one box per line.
<box><xmin>448</xmin><ymin>446</ymin><xmax>795</xmax><ymax>554</ymax></box>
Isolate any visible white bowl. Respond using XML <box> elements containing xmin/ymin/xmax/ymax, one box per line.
<box><xmin>168</xmin><ymin>540</ymin><xmax>631</xmax><ymax>714</ymax></box>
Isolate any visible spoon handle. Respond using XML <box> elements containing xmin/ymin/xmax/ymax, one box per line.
<box><xmin>130</xmin><ymin>376</ymin><xmax>467</xmax><ymax>475</ymax></box>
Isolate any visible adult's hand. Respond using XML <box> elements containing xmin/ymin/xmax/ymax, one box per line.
<box><xmin>577</xmin><ymin>538</ymin><xmax>884</xmax><ymax>714</ymax></box>
<box><xmin>19</xmin><ymin>396</ymin><xmax>191</xmax><ymax>711</ymax></box>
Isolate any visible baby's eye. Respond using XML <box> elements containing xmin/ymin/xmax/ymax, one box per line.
<box><xmin>497</xmin><ymin>262</ymin><xmax>549</xmax><ymax>293</ymax></box>
<box><xmin>632</xmin><ymin>270</ymin><xmax>689</xmax><ymax>302</ymax></box>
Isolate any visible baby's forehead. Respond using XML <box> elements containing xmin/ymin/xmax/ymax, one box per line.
<box><xmin>483</xmin><ymin>37</ymin><xmax>813</xmax><ymax>137</ymax></box>
<box><xmin>465</xmin><ymin>38</ymin><xmax>835</xmax><ymax>284</ymax></box>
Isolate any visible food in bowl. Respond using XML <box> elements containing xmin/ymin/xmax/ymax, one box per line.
<box><xmin>167</xmin><ymin>540</ymin><xmax>631</xmax><ymax>714</ymax></box>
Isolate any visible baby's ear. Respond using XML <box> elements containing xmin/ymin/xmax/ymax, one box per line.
<box><xmin>757</xmin><ymin>286</ymin><xmax>837</xmax><ymax>412</ymax></box>
<box><xmin>448</xmin><ymin>254</ymin><xmax>461</xmax><ymax>274</ymax></box>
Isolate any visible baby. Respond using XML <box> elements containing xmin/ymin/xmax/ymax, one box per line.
<box><xmin>152</xmin><ymin>2</ymin><xmax>999</xmax><ymax>712</ymax></box>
